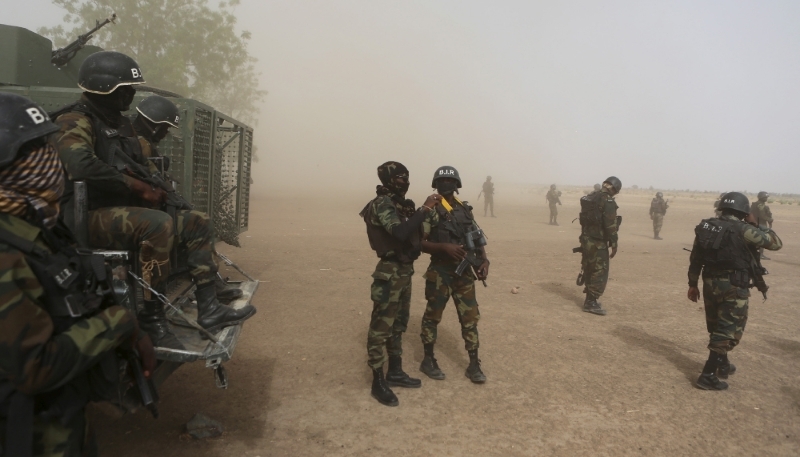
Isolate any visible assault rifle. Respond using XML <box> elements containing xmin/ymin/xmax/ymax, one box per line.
<box><xmin>455</xmin><ymin>228</ymin><xmax>488</xmax><ymax>287</ymax></box>
<box><xmin>748</xmin><ymin>247</ymin><xmax>769</xmax><ymax>300</ymax></box>
<box><xmin>110</xmin><ymin>147</ymin><xmax>193</xmax><ymax>213</ymax></box>
<box><xmin>51</xmin><ymin>13</ymin><xmax>117</xmax><ymax>67</ymax></box>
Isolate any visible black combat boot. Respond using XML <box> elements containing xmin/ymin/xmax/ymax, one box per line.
<box><xmin>717</xmin><ymin>353</ymin><xmax>737</xmax><ymax>379</ymax></box>
<box><xmin>138</xmin><ymin>299</ymin><xmax>184</xmax><ymax>350</ymax></box>
<box><xmin>696</xmin><ymin>351</ymin><xmax>729</xmax><ymax>390</ymax></box>
<box><xmin>583</xmin><ymin>294</ymin><xmax>607</xmax><ymax>316</ymax></box>
<box><xmin>465</xmin><ymin>350</ymin><xmax>486</xmax><ymax>383</ymax></box>
<box><xmin>371</xmin><ymin>368</ymin><xmax>399</xmax><ymax>406</ymax></box>
<box><xmin>195</xmin><ymin>281</ymin><xmax>256</xmax><ymax>333</ymax></box>
<box><xmin>419</xmin><ymin>343</ymin><xmax>446</xmax><ymax>380</ymax></box>
<box><xmin>215</xmin><ymin>275</ymin><xmax>243</xmax><ymax>303</ymax></box>
<box><xmin>386</xmin><ymin>355</ymin><xmax>422</xmax><ymax>388</ymax></box>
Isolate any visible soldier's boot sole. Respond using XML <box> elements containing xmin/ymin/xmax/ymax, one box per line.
<box><xmin>371</xmin><ymin>369</ymin><xmax>399</xmax><ymax>406</ymax></box>
<box><xmin>695</xmin><ymin>374</ymin><xmax>728</xmax><ymax>391</ymax></box>
<box><xmin>718</xmin><ymin>363</ymin><xmax>736</xmax><ymax>379</ymax></box>
<box><xmin>419</xmin><ymin>357</ymin><xmax>446</xmax><ymax>380</ymax></box>
<box><xmin>386</xmin><ymin>374</ymin><xmax>422</xmax><ymax>388</ymax></box>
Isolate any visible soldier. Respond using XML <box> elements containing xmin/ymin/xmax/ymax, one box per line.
<box><xmin>360</xmin><ymin>161</ymin><xmax>439</xmax><ymax>406</ymax></box>
<box><xmin>480</xmin><ymin>176</ymin><xmax>495</xmax><ymax>217</ymax></box>
<box><xmin>750</xmin><ymin>191</ymin><xmax>774</xmax><ymax>260</ymax></box>
<box><xmin>594</xmin><ymin>183</ymin><xmax>602</xmax><ymax>192</ymax></box>
<box><xmin>649</xmin><ymin>191</ymin><xmax>669</xmax><ymax>240</ymax></box>
<box><xmin>132</xmin><ymin>95</ymin><xmax>242</xmax><ymax>302</ymax></box>
<box><xmin>419</xmin><ymin>166</ymin><xmax>490</xmax><ymax>384</ymax></box>
<box><xmin>687</xmin><ymin>192</ymin><xmax>782</xmax><ymax>390</ymax></box>
<box><xmin>0</xmin><ymin>93</ymin><xmax>156</xmax><ymax>456</ymax></box>
<box><xmin>546</xmin><ymin>184</ymin><xmax>562</xmax><ymax>225</ymax></box>
<box><xmin>51</xmin><ymin>51</ymin><xmax>255</xmax><ymax>350</ymax></box>
<box><xmin>576</xmin><ymin>176</ymin><xmax>621</xmax><ymax>316</ymax></box>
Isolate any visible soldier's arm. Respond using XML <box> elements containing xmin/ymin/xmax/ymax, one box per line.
<box><xmin>742</xmin><ymin>225</ymin><xmax>782</xmax><ymax>251</ymax></box>
<box><xmin>374</xmin><ymin>196</ymin><xmax>426</xmax><ymax>242</ymax></box>
<box><xmin>603</xmin><ymin>200</ymin><xmax>619</xmax><ymax>247</ymax></box>
<box><xmin>687</xmin><ymin>238</ymin><xmax>703</xmax><ymax>287</ymax></box>
<box><xmin>53</xmin><ymin>112</ymin><xmax>137</xmax><ymax>195</ymax></box>
<box><xmin>0</xmin><ymin>249</ymin><xmax>136</xmax><ymax>395</ymax></box>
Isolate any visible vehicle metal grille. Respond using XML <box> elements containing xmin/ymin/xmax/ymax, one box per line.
<box><xmin>192</xmin><ymin>108</ymin><xmax>213</xmax><ymax>212</ymax></box>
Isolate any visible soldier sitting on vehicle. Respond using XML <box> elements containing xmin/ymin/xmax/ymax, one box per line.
<box><xmin>0</xmin><ymin>93</ymin><xmax>156</xmax><ymax>456</ymax></box>
<box><xmin>50</xmin><ymin>51</ymin><xmax>255</xmax><ymax>350</ymax></box>
<box><xmin>131</xmin><ymin>95</ymin><xmax>243</xmax><ymax>303</ymax></box>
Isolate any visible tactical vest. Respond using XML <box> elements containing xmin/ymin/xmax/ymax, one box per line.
<box><xmin>694</xmin><ymin>218</ymin><xmax>752</xmax><ymax>274</ymax></box>
<box><xmin>361</xmin><ymin>198</ymin><xmax>421</xmax><ymax>263</ymax></box>
<box><xmin>0</xmin><ymin>222</ymin><xmax>119</xmax><ymax>457</ymax></box>
<box><xmin>429</xmin><ymin>201</ymin><xmax>475</xmax><ymax>260</ymax></box>
<box><xmin>52</xmin><ymin>103</ymin><xmax>146</xmax><ymax>218</ymax></box>
<box><xmin>579</xmin><ymin>191</ymin><xmax>606</xmax><ymax>232</ymax></box>
<box><xmin>651</xmin><ymin>199</ymin><xmax>667</xmax><ymax>215</ymax></box>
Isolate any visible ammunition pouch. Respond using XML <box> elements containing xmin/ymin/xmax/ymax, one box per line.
<box><xmin>729</xmin><ymin>270</ymin><xmax>750</xmax><ymax>289</ymax></box>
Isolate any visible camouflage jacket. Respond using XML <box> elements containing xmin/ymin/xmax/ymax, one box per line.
<box><xmin>0</xmin><ymin>213</ymin><xmax>136</xmax><ymax>395</ymax></box>
<box><xmin>750</xmin><ymin>201</ymin><xmax>773</xmax><ymax>228</ymax></box>
<box><xmin>546</xmin><ymin>189</ymin><xmax>561</xmax><ymax>205</ymax></box>
<box><xmin>650</xmin><ymin>197</ymin><xmax>668</xmax><ymax>215</ymax></box>
<box><xmin>482</xmin><ymin>181</ymin><xmax>494</xmax><ymax>196</ymax></box>
<box><xmin>362</xmin><ymin>194</ymin><xmax>422</xmax><ymax>261</ymax></box>
<box><xmin>581</xmin><ymin>189</ymin><xmax>619</xmax><ymax>248</ymax></box>
<box><xmin>423</xmin><ymin>198</ymin><xmax>481</xmax><ymax>264</ymax></box>
<box><xmin>687</xmin><ymin>215</ymin><xmax>782</xmax><ymax>286</ymax></box>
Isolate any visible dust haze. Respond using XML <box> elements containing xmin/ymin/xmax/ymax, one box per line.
<box><xmin>8</xmin><ymin>1</ymin><xmax>800</xmax><ymax>197</ymax></box>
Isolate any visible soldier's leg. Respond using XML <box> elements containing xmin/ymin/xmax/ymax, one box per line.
<box><xmin>484</xmin><ymin>198</ymin><xmax>488</xmax><ymax>216</ymax></box>
<box><xmin>489</xmin><ymin>197</ymin><xmax>495</xmax><ymax>217</ymax></box>
<box><xmin>653</xmin><ymin>214</ymin><xmax>663</xmax><ymax>239</ymax></box>
<box><xmin>582</xmin><ymin>240</ymin><xmax>609</xmax><ymax>315</ymax></box>
<box><xmin>88</xmin><ymin>207</ymin><xmax>183</xmax><ymax>348</ymax></box>
<box><xmin>384</xmin><ymin>264</ymin><xmax>421</xmax><ymax>388</ymax></box>
<box><xmin>419</xmin><ymin>264</ymin><xmax>452</xmax><ymax>379</ymax></box>
<box><xmin>552</xmin><ymin>204</ymin><xmax>558</xmax><ymax>225</ymax></box>
<box><xmin>451</xmin><ymin>274</ymin><xmax>485</xmax><ymax>383</ymax></box>
<box><xmin>32</xmin><ymin>409</ymin><xmax>94</xmax><ymax>457</ymax></box>
<box><xmin>697</xmin><ymin>276</ymin><xmax>748</xmax><ymax>390</ymax></box>
<box><xmin>176</xmin><ymin>210</ymin><xmax>256</xmax><ymax>332</ymax></box>
<box><xmin>366</xmin><ymin>260</ymin><xmax>407</xmax><ymax>405</ymax></box>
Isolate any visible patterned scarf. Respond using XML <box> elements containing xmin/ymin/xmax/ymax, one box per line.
<box><xmin>375</xmin><ymin>185</ymin><xmax>416</xmax><ymax>218</ymax></box>
<box><xmin>0</xmin><ymin>143</ymin><xmax>65</xmax><ymax>228</ymax></box>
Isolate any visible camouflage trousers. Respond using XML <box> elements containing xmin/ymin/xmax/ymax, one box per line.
<box><xmin>484</xmin><ymin>196</ymin><xmax>494</xmax><ymax>216</ymax></box>
<box><xmin>580</xmin><ymin>235</ymin><xmax>610</xmax><ymax>299</ymax></box>
<box><xmin>702</xmin><ymin>273</ymin><xmax>749</xmax><ymax>355</ymax></box>
<box><xmin>420</xmin><ymin>261</ymin><xmax>480</xmax><ymax>351</ymax></box>
<box><xmin>88</xmin><ymin>207</ymin><xmax>218</xmax><ymax>289</ymax></box>
<box><xmin>652</xmin><ymin>213</ymin><xmax>664</xmax><ymax>233</ymax></box>
<box><xmin>367</xmin><ymin>259</ymin><xmax>414</xmax><ymax>369</ymax></box>
<box><xmin>0</xmin><ymin>410</ymin><xmax>95</xmax><ymax>457</ymax></box>
<box><xmin>549</xmin><ymin>203</ymin><xmax>558</xmax><ymax>222</ymax></box>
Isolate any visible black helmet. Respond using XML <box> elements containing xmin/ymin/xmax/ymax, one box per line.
<box><xmin>656</xmin><ymin>192</ymin><xmax>663</xmax><ymax>198</ymax></box>
<box><xmin>757</xmin><ymin>191</ymin><xmax>769</xmax><ymax>201</ymax></box>
<box><xmin>550</xmin><ymin>184</ymin><xmax>556</xmax><ymax>189</ymax></box>
<box><xmin>603</xmin><ymin>176</ymin><xmax>622</xmax><ymax>193</ymax></box>
<box><xmin>0</xmin><ymin>93</ymin><xmax>59</xmax><ymax>167</ymax></box>
<box><xmin>136</xmin><ymin>95</ymin><xmax>180</xmax><ymax>128</ymax></box>
<box><xmin>78</xmin><ymin>51</ymin><xmax>145</xmax><ymax>94</ymax></box>
<box><xmin>431</xmin><ymin>166</ymin><xmax>462</xmax><ymax>188</ymax></box>
<box><xmin>718</xmin><ymin>192</ymin><xmax>750</xmax><ymax>215</ymax></box>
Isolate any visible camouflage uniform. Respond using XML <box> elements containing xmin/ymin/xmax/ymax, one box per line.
<box><xmin>546</xmin><ymin>188</ymin><xmax>561</xmax><ymax>225</ymax></box>
<box><xmin>0</xmin><ymin>213</ymin><xmax>136</xmax><ymax>456</ymax></box>
<box><xmin>52</xmin><ymin>101</ymin><xmax>218</xmax><ymax>287</ymax></box>
<box><xmin>750</xmin><ymin>201</ymin><xmax>773</xmax><ymax>230</ymax></box>
<box><xmin>688</xmin><ymin>215</ymin><xmax>782</xmax><ymax>354</ymax></box>
<box><xmin>364</xmin><ymin>195</ymin><xmax>417</xmax><ymax>369</ymax></box>
<box><xmin>579</xmin><ymin>188</ymin><xmax>619</xmax><ymax>301</ymax></box>
<box><xmin>649</xmin><ymin>196</ymin><xmax>668</xmax><ymax>238</ymax></box>
<box><xmin>419</xmin><ymin>202</ymin><xmax>481</xmax><ymax>351</ymax></box>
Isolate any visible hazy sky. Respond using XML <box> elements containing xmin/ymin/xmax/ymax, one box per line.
<box><xmin>7</xmin><ymin>1</ymin><xmax>800</xmax><ymax>193</ymax></box>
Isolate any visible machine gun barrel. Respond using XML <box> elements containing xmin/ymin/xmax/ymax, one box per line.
<box><xmin>112</xmin><ymin>147</ymin><xmax>193</xmax><ymax>210</ymax></box>
<box><xmin>51</xmin><ymin>13</ymin><xmax>117</xmax><ymax>67</ymax></box>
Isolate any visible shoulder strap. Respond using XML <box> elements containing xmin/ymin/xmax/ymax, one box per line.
<box><xmin>48</xmin><ymin>101</ymin><xmax>90</xmax><ymax>121</ymax></box>
<box><xmin>0</xmin><ymin>227</ymin><xmax>50</xmax><ymax>259</ymax></box>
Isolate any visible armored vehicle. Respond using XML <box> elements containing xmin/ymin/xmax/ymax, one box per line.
<box><xmin>0</xmin><ymin>22</ymin><xmax>258</xmax><ymax>405</ymax></box>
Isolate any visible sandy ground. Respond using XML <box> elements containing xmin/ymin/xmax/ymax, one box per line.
<box><xmin>93</xmin><ymin>188</ymin><xmax>800</xmax><ymax>456</ymax></box>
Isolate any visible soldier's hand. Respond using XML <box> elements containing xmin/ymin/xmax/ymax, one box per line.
<box><xmin>423</xmin><ymin>194</ymin><xmax>440</xmax><ymax>209</ymax></box>
<box><xmin>745</xmin><ymin>212</ymin><xmax>758</xmax><ymax>227</ymax></box>
<box><xmin>476</xmin><ymin>260</ymin><xmax>490</xmax><ymax>280</ymax></box>
<box><xmin>687</xmin><ymin>286</ymin><xmax>700</xmax><ymax>303</ymax></box>
<box><xmin>441</xmin><ymin>243</ymin><xmax>467</xmax><ymax>261</ymax></box>
<box><xmin>610</xmin><ymin>245</ymin><xmax>618</xmax><ymax>259</ymax></box>
<box><xmin>130</xmin><ymin>178</ymin><xmax>167</xmax><ymax>207</ymax></box>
